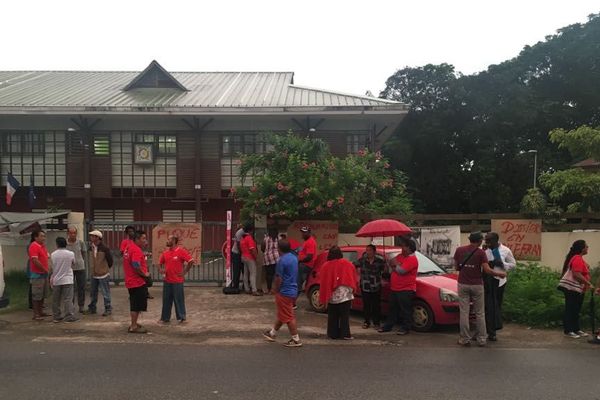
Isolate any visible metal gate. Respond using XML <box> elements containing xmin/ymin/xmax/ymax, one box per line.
<box><xmin>85</xmin><ymin>221</ymin><xmax>227</xmax><ymax>285</ymax></box>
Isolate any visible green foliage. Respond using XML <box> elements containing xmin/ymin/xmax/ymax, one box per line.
<box><xmin>504</xmin><ymin>264</ymin><xmax>600</xmax><ymax>328</ymax></box>
<box><xmin>381</xmin><ymin>14</ymin><xmax>600</xmax><ymax>213</ymax></box>
<box><xmin>0</xmin><ymin>270</ymin><xmax>29</xmax><ymax>314</ymax></box>
<box><xmin>519</xmin><ymin>188</ymin><xmax>547</xmax><ymax>216</ymax></box>
<box><xmin>550</xmin><ymin>125</ymin><xmax>600</xmax><ymax>161</ymax></box>
<box><xmin>539</xmin><ymin>168</ymin><xmax>600</xmax><ymax>212</ymax></box>
<box><xmin>233</xmin><ymin>132</ymin><xmax>412</xmax><ymax>224</ymax></box>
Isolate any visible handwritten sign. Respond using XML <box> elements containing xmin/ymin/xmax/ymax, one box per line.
<box><xmin>491</xmin><ymin>219</ymin><xmax>542</xmax><ymax>261</ymax></box>
<box><xmin>287</xmin><ymin>220</ymin><xmax>339</xmax><ymax>252</ymax></box>
<box><xmin>152</xmin><ymin>223</ymin><xmax>202</xmax><ymax>264</ymax></box>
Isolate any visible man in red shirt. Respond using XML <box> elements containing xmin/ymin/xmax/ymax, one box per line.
<box><xmin>119</xmin><ymin>225</ymin><xmax>135</xmax><ymax>256</ymax></box>
<box><xmin>158</xmin><ymin>235</ymin><xmax>194</xmax><ymax>324</ymax></box>
<box><xmin>297</xmin><ymin>226</ymin><xmax>317</xmax><ymax>299</ymax></box>
<box><xmin>240</xmin><ymin>224</ymin><xmax>259</xmax><ymax>295</ymax></box>
<box><xmin>378</xmin><ymin>236</ymin><xmax>419</xmax><ymax>335</ymax></box>
<box><xmin>29</xmin><ymin>229</ymin><xmax>50</xmax><ymax>320</ymax></box>
<box><xmin>123</xmin><ymin>230</ymin><xmax>151</xmax><ymax>333</ymax></box>
<box><xmin>453</xmin><ymin>232</ymin><xmax>506</xmax><ymax>347</ymax></box>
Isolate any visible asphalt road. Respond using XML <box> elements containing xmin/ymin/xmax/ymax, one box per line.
<box><xmin>1</xmin><ymin>340</ymin><xmax>599</xmax><ymax>400</ymax></box>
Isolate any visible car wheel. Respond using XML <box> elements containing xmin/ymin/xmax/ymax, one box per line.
<box><xmin>308</xmin><ymin>285</ymin><xmax>326</xmax><ymax>313</ymax></box>
<box><xmin>412</xmin><ymin>300</ymin><xmax>435</xmax><ymax>332</ymax></box>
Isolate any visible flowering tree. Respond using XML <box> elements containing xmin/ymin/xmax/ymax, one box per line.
<box><xmin>232</xmin><ymin>133</ymin><xmax>412</xmax><ymax>224</ymax></box>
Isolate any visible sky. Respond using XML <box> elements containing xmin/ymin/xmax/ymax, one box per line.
<box><xmin>1</xmin><ymin>0</ymin><xmax>598</xmax><ymax>96</ymax></box>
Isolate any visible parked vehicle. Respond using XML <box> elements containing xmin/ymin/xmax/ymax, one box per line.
<box><xmin>305</xmin><ymin>246</ymin><xmax>460</xmax><ymax>332</ymax></box>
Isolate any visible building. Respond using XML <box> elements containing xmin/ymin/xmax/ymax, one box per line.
<box><xmin>0</xmin><ymin>61</ymin><xmax>407</xmax><ymax>224</ymax></box>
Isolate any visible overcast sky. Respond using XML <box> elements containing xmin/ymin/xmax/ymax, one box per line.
<box><xmin>1</xmin><ymin>1</ymin><xmax>598</xmax><ymax>96</ymax></box>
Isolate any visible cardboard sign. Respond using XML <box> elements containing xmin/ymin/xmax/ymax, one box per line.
<box><xmin>491</xmin><ymin>219</ymin><xmax>542</xmax><ymax>261</ymax></box>
<box><xmin>287</xmin><ymin>220</ymin><xmax>339</xmax><ymax>252</ymax></box>
<box><xmin>152</xmin><ymin>223</ymin><xmax>202</xmax><ymax>264</ymax></box>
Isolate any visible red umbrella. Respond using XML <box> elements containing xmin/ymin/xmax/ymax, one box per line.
<box><xmin>356</xmin><ymin>219</ymin><xmax>412</xmax><ymax>238</ymax></box>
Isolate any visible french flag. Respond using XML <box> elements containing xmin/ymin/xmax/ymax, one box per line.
<box><xmin>6</xmin><ymin>172</ymin><xmax>20</xmax><ymax>206</ymax></box>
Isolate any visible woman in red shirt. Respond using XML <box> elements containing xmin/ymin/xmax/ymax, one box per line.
<box><xmin>378</xmin><ymin>236</ymin><xmax>419</xmax><ymax>335</ymax></box>
<box><xmin>319</xmin><ymin>246</ymin><xmax>358</xmax><ymax>340</ymax></box>
<box><xmin>561</xmin><ymin>240</ymin><xmax>594</xmax><ymax>338</ymax></box>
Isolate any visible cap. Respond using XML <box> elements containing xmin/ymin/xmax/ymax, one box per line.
<box><xmin>300</xmin><ymin>226</ymin><xmax>311</xmax><ymax>233</ymax></box>
<box><xmin>89</xmin><ymin>230</ymin><xmax>103</xmax><ymax>239</ymax></box>
<box><xmin>468</xmin><ymin>231</ymin><xmax>483</xmax><ymax>242</ymax></box>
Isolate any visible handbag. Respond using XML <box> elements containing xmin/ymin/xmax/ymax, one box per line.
<box><xmin>557</xmin><ymin>263</ymin><xmax>583</xmax><ymax>293</ymax></box>
<box><xmin>143</xmin><ymin>274</ymin><xmax>154</xmax><ymax>288</ymax></box>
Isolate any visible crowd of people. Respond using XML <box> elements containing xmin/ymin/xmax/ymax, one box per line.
<box><xmin>22</xmin><ymin>222</ymin><xmax>600</xmax><ymax>348</ymax></box>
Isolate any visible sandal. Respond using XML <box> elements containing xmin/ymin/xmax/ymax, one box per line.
<box><xmin>128</xmin><ymin>326</ymin><xmax>148</xmax><ymax>334</ymax></box>
<box><xmin>362</xmin><ymin>322</ymin><xmax>370</xmax><ymax>329</ymax></box>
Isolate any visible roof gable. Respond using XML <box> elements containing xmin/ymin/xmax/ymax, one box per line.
<box><xmin>123</xmin><ymin>60</ymin><xmax>188</xmax><ymax>91</ymax></box>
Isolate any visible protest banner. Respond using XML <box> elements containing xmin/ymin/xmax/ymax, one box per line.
<box><xmin>491</xmin><ymin>219</ymin><xmax>542</xmax><ymax>261</ymax></box>
<box><xmin>152</xmin><ymin>223</ymin><xmax>202</xmax><ymax>264</ymax></box>
<box><xmin>287</xmin><ymin>220</ymin><xmax>338</xmax><ymax>252</ymax></box>
<box><xmin>410</xmin><ymin>226</ymin><xmax>461</xmax><ymax>270</ymax></box>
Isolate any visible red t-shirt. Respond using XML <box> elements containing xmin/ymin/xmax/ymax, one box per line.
<box><xmin>289</xmin><ymin>239</ymin><xmax>300</xmax><ymax>251</ymax></box>
<box><xmin>123</xmin><ymin>243</ymin><xmax>148</xmax><ymax>289</ymax></box>
<box><xmin>159</xmin><ymin>247</ymin><xmax>193</xmax><ymax>284</ymax></box>
<box><xmin>391</xmin><ymin>254</ymin><xmax>419</xmax><ymax>291</ymax></box>
<box><xmin>570</xmin><ymin>255</ymin><xmax>591</xmax><ymax>290</ymax></box>
<box><xmin>299</xmin><ymin>236</ymin><xmax>317</xmax><ymax>268</ymax></box>
<box><xmin>28</xmin><ymin>241</ymin><xmax>49</xmax><ymax>274</ymax></box>
<box><xmin>454</xmin><ymin>245</ymin><xmax>488</xmax><ymax>285</ymax></box>
<box><xmin>120</xmin><ymin>238</ymin><xmax>133</xmax><ymax>254</ymax></box>
<box><xmin>240</xmin><ymin>235</ymin><xmax>257</xmax><ymax>260</ymax></box>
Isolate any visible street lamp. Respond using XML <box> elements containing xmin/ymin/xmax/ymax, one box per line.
<box><xmin>527</xmin><ymin>150</ymin><xmax>538</xmax><ymax>189</ymax></box>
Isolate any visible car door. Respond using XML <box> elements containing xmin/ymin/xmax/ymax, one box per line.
<box><xmin>342</xmin><ymin>251</ymin><xmax>362</xmax><ymax>310</ymax></box>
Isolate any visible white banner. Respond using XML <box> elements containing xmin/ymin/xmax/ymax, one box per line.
<box><xmin>411</xmin><ymin>226</ymin><xmax>461</xmax><ymax>270</ymax></box>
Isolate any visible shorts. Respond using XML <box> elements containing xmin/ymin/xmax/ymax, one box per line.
<box><xmin>30</xmin><ymin>277</ymin><xmax>49</xmax><ymax>301</ymax></box>
<box><xmin>128</xmin><ymin>286</ymin><xmax>148</xmax><ymax>312</ymax></box>
<box><xmin>276</xmin><ymin>293</ymin><xmax>296</xmax><ymax>324</ymax></box>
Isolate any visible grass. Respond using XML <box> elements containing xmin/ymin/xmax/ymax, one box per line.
<box><xmin>0</xmin><ymin>270</ymin><xmax>30</xmax><ymax>314</ymax></box>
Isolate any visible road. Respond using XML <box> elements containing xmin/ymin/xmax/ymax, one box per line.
<box><xmin>1</xmin><ymin>340</ymin><xmax>599</xmax><ymax>400</ymax></box>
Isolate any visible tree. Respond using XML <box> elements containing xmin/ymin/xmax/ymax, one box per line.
<box><xmin>540</xmin><ymin>125</ymin><xmax>600</xmax><ymax>212</ymax></box>
<box><xmin>232</xmin><ymin>133</ymin><xmax>412</xmax><ymax>224</ymax></box>
<box><xmin>380</xmin><ymin>13</ymin><xmax>600</xmax><ymax>213</ymax></box>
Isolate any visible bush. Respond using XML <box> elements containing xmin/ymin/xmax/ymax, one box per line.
<box><xmin>0</xmin><ymin>270</ymin><xmax>30</xmax><ymax>314</ymax></box>
<box><xmin>503</xmin><ymin>263</ymin><xmax>600</xmax><ymax>329</ymax></box>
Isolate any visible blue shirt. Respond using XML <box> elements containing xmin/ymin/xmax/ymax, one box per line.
<box><xmin>276</xmin><ymin>252</ymin><xmax>298</xmax><ymax>298</ymax></box>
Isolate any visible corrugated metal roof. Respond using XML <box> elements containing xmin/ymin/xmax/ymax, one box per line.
<box><xmin>0</xmin><ymin>70</ymin><xmax>404</xmax><ymax>112</ymax></box>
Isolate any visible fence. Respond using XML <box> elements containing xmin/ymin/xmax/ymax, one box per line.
<box><xmin>374</xmin><ymin>213</ymin><xmax>600</xmax><ymax>233</ymax></box>
<box><xmin>85</xmin><ymin>221</ymin><xmax>227</xmax><ymax>285</ymax></box>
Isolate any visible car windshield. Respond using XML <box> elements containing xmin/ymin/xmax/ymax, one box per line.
<box><xmin>386</xmin><ymin>251</ymin><xmax>445</xmax><ymax>275</ymax></box>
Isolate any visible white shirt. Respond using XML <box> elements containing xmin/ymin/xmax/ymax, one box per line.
<box><xmin>50</xmin><ymin>249</ymin><xmax>75</xmax><ymax>286</ymax></box>
<box><xmin>485</xmin><ymin>244</ymin><xmax>517</xmax><ymax>287</ymax></box>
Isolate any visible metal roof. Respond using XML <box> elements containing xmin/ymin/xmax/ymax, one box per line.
<box><xmin>0</xmin><ymin>69</ymin><xmax>405</xmax><ymax>113</ymax></box>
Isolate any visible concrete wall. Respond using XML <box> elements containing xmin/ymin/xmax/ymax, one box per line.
<box><xmin>339</xmin><ymin>232</ymin><xmax>600</xmax><ymax>272</ymax></box>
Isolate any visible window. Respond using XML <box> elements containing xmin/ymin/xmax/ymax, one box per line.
<box><xmin>0</xmin><ymin>131</ymin><xmax>65</xmax><ymax>188</ymax></box>
<box><xmin>347</xmin><ymin>133</ymin><xmax>368</xmax><ymax>154</ymax></box>
<box><xmin>110</xmin><ymin>132</ymin><xmax>177</xmax><ymax>196</ymax></box>
<box><xmin>135</xmin><ymin>133</ymin><xmax>176</xmax><ymax>156</ymax></box>
<box><xmin>162</xmin><ymin>210</ymin><xmax>196</xmax><ymax>223</ymax></box>
<box><xmin>93</xmin><ymin>209</ymin><xmax>135</xmax><ymax>221</ymax></box>
<box><xmin>221</xmin><ymin>133</ymin><xmax>268</xmax><ymax>188</ymax></box>
<box><xmin>93</xmin><ymin>135</ymin><xmax>110</xmax><ymax>156</ymax></box>
<box><xmin>1</xmin><ymin>132</ymin><xmax>45</xmax><ymax>156</ymax></box>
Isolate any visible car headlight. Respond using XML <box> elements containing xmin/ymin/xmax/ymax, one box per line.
<box><xmin>439</xmin><ymin>288</ymin><xmax>459</xmax><ymax>302</ymax></box>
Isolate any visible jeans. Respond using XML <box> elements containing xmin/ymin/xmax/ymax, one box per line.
<box><xmin>161</xmin><ymin>282</ymin><xmax>186</xmax><ymax>321</ymax></box>
<box><xmin>297</xmin><ymin>263</ymin><xmax>312</xmax><ymax>296</ymax></box>
<box><xmin>563</xmin><ymin>290</ymin><xmax>584</xmax><ymax>333</ymax></box>
<box><xmin>52</xmin><ymin>284</ymin><xmax>75</xmax><ymax>320</ymax></box>
<box><xmin>242</xmin><ymin>257</ymin><xmax>257</xmax><ymax>293</ymax></box>
<box><xmin>484</xmin><ymin>274</ymin><xmax>503</xmax><ymax>337</ymax></box>
<box><xmin>72</xmin><ymin>270</ymin><xmax>86</xmax><ymax>309</ymax></box>
<box><xmin>362</xmin><ymin>291</ymin><xmax>381</xmax><ymax>325</ymax></box>
<box><xmin>458</xmin><ymin>283</ymin><xmax>486</xmax><ymax>344</ymax></box>
<box><xmin>88</xmin><ymin>277</ymin><xmax>112</xmax><ymax>312</ymax></box>
<box><xmin>231</xmin><ymin>252</ymin><xmax>242</xmax><ymax>289</ymax></box>
<box><xmin>265</xmin><ymin>264</ymin><xmax>276</xmax><ymax>292</ymax></box>
<box><xmin>383</xmin><ymin>290</ymin><xmax>414</xmax><ymax>332</ymax></box>
<box><xmin>327</xmin><ymin>300</ymin><xmax>352</xmax><ymax>339</ymax></box>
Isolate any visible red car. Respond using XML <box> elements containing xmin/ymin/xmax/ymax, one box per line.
<box><xmin>305</xmin><ymin>246</ymin><xmax>461</xmax><ymax>332</ymax></box>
